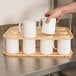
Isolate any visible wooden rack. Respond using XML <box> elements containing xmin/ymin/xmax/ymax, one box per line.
<box><xmin>3</xmin><ymin>26</ymin><xmax>74</xmax><ymax>57</ymax></box>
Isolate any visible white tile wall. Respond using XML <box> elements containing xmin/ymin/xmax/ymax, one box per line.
<box><xmin>0</xmin><ymin>0</ymin><xmax>50</xmax><ymax>25</ymax></box>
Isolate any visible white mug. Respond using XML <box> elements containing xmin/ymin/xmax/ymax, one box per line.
<box><xmin>23</xmin><ymin>40</ymin><xmax>36</xmax><ymax>55</ymax></box>
<box><xmin>42</xmin><ymin>18</ymin><xmax>56</xmax><ymax>34</ymax></box>
<box><xmin>57</xmin><ymin>39</ymin><xmax>71</xmax><ymax>55</ymax></box>
<box><xmin>5</xmin><ymin>39</ymin><xmax>19</xmax><ymax>54</ymax></box>
<box><xmin>40</xmin><ymin>40</ymin><xmax>54</xmax><ymax>55</ymax></box>
<box><xmin>19</xmin><ymin>20</ymin><xmax>36</xmax><ymax>38</ymax></box>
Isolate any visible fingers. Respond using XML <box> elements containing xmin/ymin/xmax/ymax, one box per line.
<box><xmin>45</xmin><ymin>14</ymin><xmax>50</xmax><ymax>17</ymax></box>
<box><xmin>45</xmin><ymin>11</ymin><xmax>52</xmax><ymax>17</ymax></box>
<box><xmin>45</xmin><ymin>12</ymin><xmax>50</xmax><ymax>17</ymax></box>
<box><xmin>46</xmin><ymin>16</ymin><xmax>61</xmax><ymax>23</ymax></box>
<box><xmin>45</xmin><ymin>11</ymin><xmax>56</xmax><ymax>23</ymax></box>
<box><xmin>45</xmin><ymin>9</ymin><xmax>62</xmax><ymax>23</ymax></box>
<box><xmin>56</xmin><ymin>18</ymin><xmax>60</xmax><ymax>23</ymax></box>
<box><xmin>46</xmin><ymin>16</ymin><xmax>52</xmax><ymax>23</ymax></box>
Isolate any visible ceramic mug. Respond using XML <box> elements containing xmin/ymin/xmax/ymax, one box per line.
<box><xmin>19</xmin><ymin>20</ymin><xmax>36</xmax><ymax>38</ymax></box>
<box><xmin>40</xmin><ymin>40</ymin><xmax>54</xmax><ymax>55</ymax></box>
<box><xmin>23</xmin><ymin>40</ymin><xmax>36</xmax><ymax>55</ymax></box>
<box><xmin>42</xmin><ymin>18</ymin><xmax>56</xmax><ymax>34</ymax></box>
<box><xmin>5</xmin><ymin>39</ymin><xmax>19</xmax><ymax>54</ymax></box>
<box><xmin>57</xmin><ymin>39</ymin><xmax>71</xmax><ymax>55</ymax></box>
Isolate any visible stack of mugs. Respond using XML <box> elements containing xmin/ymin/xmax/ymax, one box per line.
<box><xmin>6</xmin><ymin>20</ymin><xmax>36</xmax><ymax>55</ymax></box>
<box><xmin>5</xmin><ymin>18</ymin><xmax>71</xmax><ymax>55</ymax></box>
<box><xmin>21</xmin><ymin>20</ymin><xmax>36</xmax><ymax>55</ymax></box>
<box><xmin>41</xmin><ymin>18</ymin><xmax>71</xmax><ymax>55</ymax></box>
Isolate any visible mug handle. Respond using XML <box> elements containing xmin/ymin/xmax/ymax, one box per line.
<box><xmin>50</xmin><ymin>40</ymin><xmax>57</xmax><ymax>51</ymax></box>
<box><xmin>3</xmin><ymin>38</ymin><xmax>6</xmax><ymax>50</ymax></box>
<box><xmin>39</xmin><ymin>18</ymin><xmax>43</xmax><ymax>28</ymax></box>
<box><xmin>39</xmin><ymin>18</ymin><xmax>45</xmax><ymax>29</ymax></box>
<box><xmin>53</xmin><ymin>42</ymin><xmax>57</xmax><ymax>51</ymax></box>
<box><xmin>18</xmin><ymin>22</ymin><xmax>22</xmax><ymax>33</ymax></box>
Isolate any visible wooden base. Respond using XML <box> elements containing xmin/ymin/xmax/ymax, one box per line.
<box><xmin>3</xmin><ymin>49</ymin><xmax>73</xmax><ymax>58</ymax></box>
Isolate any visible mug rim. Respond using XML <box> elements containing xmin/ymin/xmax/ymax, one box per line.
<box><xmin>23</xmin><ymin>20</ymin><xmax>36</xmax><ymax>23</ymax></box>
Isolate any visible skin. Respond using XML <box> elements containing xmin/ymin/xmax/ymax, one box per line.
<box><xmin>45</xmin><ymin>2</ymin><xmax>76</xmax><ymax>23</ymax></box>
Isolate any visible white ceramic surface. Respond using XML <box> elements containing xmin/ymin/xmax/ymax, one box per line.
<box><xmin>40</xmin><ymin>40</ymin><xmax>54</xmax><ymax>55</ymax></box>
<box><xmin>57</xmin><ymin>39</ymin><xmax>71</xmax><ymax>55</ymax></box>
<box><xmin>19</xmin><ymin>20</ymin><xmax>36</xmax><ymax>38</ymax></box>
<box><xmin>6</xmin><ymin>39</ymin><xmax>19</xmax><ymax>54</ymax></box>
<box><xmin>23</xmin><ymin>40</ymin><xmax>36</xmax><ymax>55</ymax></box>
<box><xmin>42</xmin><ymin>18</ymin><xmax>56</xmax><ymax>34</ymax></box>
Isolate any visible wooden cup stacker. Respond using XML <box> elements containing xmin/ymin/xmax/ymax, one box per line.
<box><xmin>3</xmin><ymin>26</ymin><xmax>74</xmax><ymax>57</ymax></box>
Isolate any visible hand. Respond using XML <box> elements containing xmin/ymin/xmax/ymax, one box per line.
<box><xmin>45</xmin><ymin>7</ymin><xmax>64</xmax><ymax>23</ymax></box>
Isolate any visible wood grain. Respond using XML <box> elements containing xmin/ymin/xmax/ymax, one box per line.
<box><xmin>3</xmin><ymin>26</ymin><xmax>74</xmax><ymax>40</ymax></box>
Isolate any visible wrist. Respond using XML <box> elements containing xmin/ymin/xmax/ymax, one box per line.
<box><xmin>61</xmin><ymin>2</ymin><xmax>76</xmax><ymax>14</ymax></box>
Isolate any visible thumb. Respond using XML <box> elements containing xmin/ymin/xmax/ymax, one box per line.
<box><xmin>46</xmin><ymin>16</ymin><xmax>53</xmax><ymax>23</ymax></box>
